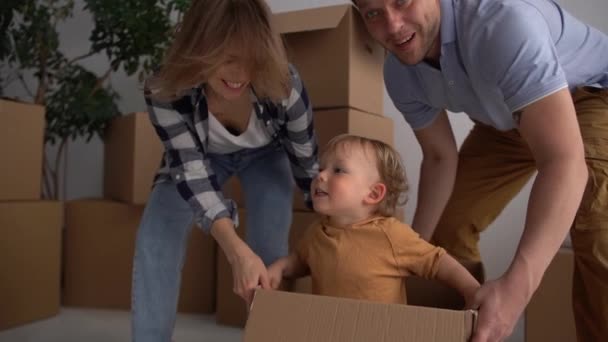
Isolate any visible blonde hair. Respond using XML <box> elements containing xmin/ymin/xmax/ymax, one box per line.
<box><xmin>323</xmin><ymin>134</ymin><xmax>409</xmax><ymax>217</ymax></box>
<box><xmin>148</xmin><ymin>0</ymin><xmax>289</xmax><ymax>101</ymax></box>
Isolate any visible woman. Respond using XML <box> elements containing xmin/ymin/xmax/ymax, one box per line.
<box><xmin>131</xmin><ymin>1</ymin><xmax>318</xmax><ymax>341</ymax></box>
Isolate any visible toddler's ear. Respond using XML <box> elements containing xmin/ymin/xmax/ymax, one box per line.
<box><xmin>366</xmin><ymin>182</ymin><xmax>387</xmax><ymax>205</ymax></box>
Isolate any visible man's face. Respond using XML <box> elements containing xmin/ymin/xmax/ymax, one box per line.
<box><xmin>356</xmin><ymin>0</ymin><xmax>442</xmax><ymax>65</ymax></box>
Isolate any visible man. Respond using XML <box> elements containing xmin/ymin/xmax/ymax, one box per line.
<box><xmin>353</xmin><ymin>0</ymin><xmax>608</xmax><ymax>341</ymax></box>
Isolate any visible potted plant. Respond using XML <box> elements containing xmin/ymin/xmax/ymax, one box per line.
<box><xmin>0</xmin><ymin>0</ymin><xmax>190</xmax><ymax>199</ymax></box>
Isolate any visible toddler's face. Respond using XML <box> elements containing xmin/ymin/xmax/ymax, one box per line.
<box><xmin>312</xmin><ymin>142</ymin><xmax>380</xmax><ymax>218</ymax></box>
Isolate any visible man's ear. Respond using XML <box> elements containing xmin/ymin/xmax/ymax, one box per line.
<box><xmin>365</xmin><ymin>182</ymin><xmax>387</xmax><ymax>205</ymax></box>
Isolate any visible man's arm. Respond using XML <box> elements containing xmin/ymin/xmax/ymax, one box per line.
<box><xmin>412</xmin><ymin>110</ymin><xmax>459</xmax><ymax>240</ymax></box>
<box><xmin>472</xmin><ymin>88</ymin><xmax>588</xmax><ymax>341</ymax></box>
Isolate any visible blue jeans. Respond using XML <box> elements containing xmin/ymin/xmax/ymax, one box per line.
<box><xmin>131</xmin><ymin>141</ymin><xmax>294</xmax><ymax>342</ymax></box>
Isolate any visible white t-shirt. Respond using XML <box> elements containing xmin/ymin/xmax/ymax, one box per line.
<box><xmin>207</xmin><ymin>110</ymin><xmax>272</xmax><ymax>154</ymax></box>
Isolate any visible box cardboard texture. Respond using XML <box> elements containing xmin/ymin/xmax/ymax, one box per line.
<box><xmin>526</xmin><ymin>248</ymin><xmax>576</xmax><ymax>342</ymax></box>
<box><xmin>0</xmin><ymin>201</ymin><xmax>63</xmax><ymax>331</ymax></box>
<box><xmin>104</xmin><ymin>112</ymin><xmax>163</xmax><ymax>204</ymax></box>
<box><xmin>216</xmin><ymin>209</ymin><xmax>319</xmax><ymax>327</ymax></box>
<box><xmin>245</xmin><ymin>290</ymin><xmax>476</xmax><ymax>342</ymax></box>
<box><xmin>274</xmin><ymin>4</ymin><xmax>385</xmax><ymax>114</ymax></box>
<box><xmin>63</xmin><ymin>199</ymin><xmax>216</xmax><ymax>313</ymax></box>
<box><xmin>0</xmin><ymin>99</ymin><xmax>45</xmax><ymax>200</ymax></box>
<box><xmin>224</xmin><ymin>108</ymin><xmax>394</xmax><ymax>210</ymax></box>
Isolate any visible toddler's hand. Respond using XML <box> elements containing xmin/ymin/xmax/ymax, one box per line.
<box><xmin>267</xmin><ymin>260</ymin><xmax>286</xmax><ymax>290</ymax></box>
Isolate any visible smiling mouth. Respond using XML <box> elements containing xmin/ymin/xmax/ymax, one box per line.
<box><xmin>314</xmin><ymin>189</ymin><xmax>328</xmax><ymax>197</ymax></box>
<box><xmin>395</xmin><ymin>32</ymin><xmax>415</xmax><ymax>47</ymax></box>
<box><xmin>223</xmin><ymin>80</ymin><xmax>246</xmax><ymax>90</ymax></box>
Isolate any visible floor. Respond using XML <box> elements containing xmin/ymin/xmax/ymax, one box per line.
<box><xmin>0</xmin><ymin>307</ymin><xmax>525</xmax><ymax>342</ymax></box>
<box><xmin>0</xmin><ymin>308</ymin><xmax>242</xmax><ymax>342</ymax></box>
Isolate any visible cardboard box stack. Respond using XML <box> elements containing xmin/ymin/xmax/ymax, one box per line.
<box><xmin>526</xmin><ymin>248</ymin><xmax>576</xmax><ymax>341</ymax></box>
<box><xmin>0</xmin><ymin>99</ymin><xmax>63</xmax><ymax>331</ymax></box>
<box><xmin>217</xmin><ymin>5</ymin><xmax>479</xmax><ymax>337</ymax></box>
<box><xmin>62</xmin><ymin>112</ymin><xmax>217</xmax><ymax>314</ymax></box>
<box><xmin>216</xmin><ymin>3</ymin><xmax>405</xmax><ymax>330</ymax></box>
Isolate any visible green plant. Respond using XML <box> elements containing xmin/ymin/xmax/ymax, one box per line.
<box><xmin>0</xmin><ymin>0</ymin><xmax>190</xmax><ymax>199</ymax></box>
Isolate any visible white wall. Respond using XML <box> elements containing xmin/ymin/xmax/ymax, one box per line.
<box><xmin>6</xmin><ymin>1</ymin><xmax>607</xmax><ymax>341</ymax></box>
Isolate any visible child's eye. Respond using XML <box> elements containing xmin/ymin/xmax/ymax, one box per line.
<box><xmin>334</xmin><ymin>167</ymin><xmax>345</xmax><ymax>174</ymax></box>
<box><xmin>396</xmin><ymin>0</ymin><xmax>410</xmax><ymax>6</ymax></box>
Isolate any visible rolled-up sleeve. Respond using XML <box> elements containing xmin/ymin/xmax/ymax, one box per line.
<box><xmin>146</xmin><ymin>89</ymin><xmax>238</xmax><ymax>232</ymax></box>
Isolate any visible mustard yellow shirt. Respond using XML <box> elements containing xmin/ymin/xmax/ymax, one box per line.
<box><xmin>296</xmin><ymin>216</ymin><xmax>446</xmax><ymax>304</ymax></box>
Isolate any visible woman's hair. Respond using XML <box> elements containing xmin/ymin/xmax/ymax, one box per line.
<box><xmin>323</xmin><ymin>134</ymin><xmax>409</xmax><ymax>217</ymax></box>
<box><xmin>148</xmin><ymin>0</ymin><xmax>289</xmax><ymax>101</ymax></box>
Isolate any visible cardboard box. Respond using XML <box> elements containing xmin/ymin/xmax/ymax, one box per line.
<box><xmin>0</xmin><ymin>201</ymin><xmax>63</xmax><ymax>331</ymax></box>
<box><xmin>63</xmin><ymin>199</ymin><xmax>216</xmax><ymax>313</ymax></box>
<box><xmin>0</xmin><ymin>99</ymin><xmax>45</xmax><ymax>200</ymax></box>
<box><xmin>224</xmin><ymin>108</ymin><xmax>394</xmax><ymax>210</ymax></box>
<box><xmin>244</xmin><ymin>290</ymin><xmax>476</xmax><ymax>342</ymax></box>
<box><xmin>274</xmin><ymin>4</ymin><xmax>385</xmax><ymax>114</ymax></box>
<box><xmin>104</xmin><ymin>112</ymin><xmax>163</xmax><ymax>204</ymax></box>
<box><xmin>526</xmin><ymin>248</ymin><xmax>576</xmax><ymax>342</ymax></box>
<box><xmin>216</xmin><ymin>209</ymin><xmax>319</xmax><ymax>327</ymax></box>
<box><xmin>314</xmin><ymin>107</ymin><xmax>394</xmax><ymax>149</ymax></box>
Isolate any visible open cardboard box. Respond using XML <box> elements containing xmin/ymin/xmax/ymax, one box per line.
<box><xmin>244</xmin><ymin>290</ymin><xmax>477</xmax><ymax>342</ymax></box>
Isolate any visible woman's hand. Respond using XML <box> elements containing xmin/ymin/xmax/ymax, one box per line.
<box><xmin>230</xmin><ymin>249</ymin><xmax>270</xmax><ymax>306</ymax></box>
<box><xmin>210</xmin><ymin>217</ymin><xmax>270</xmax><ymax>306</ymax></box>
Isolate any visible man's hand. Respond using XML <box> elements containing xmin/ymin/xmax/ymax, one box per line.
<box><xmin>230</xmin><ymin>251</ymin><xmax>270</xmax><ymax>307</ymax></box>
<box><xmin>471</xmin><ymin>276</ymin><xmax>528</xmax><ymax>342</ymax></box>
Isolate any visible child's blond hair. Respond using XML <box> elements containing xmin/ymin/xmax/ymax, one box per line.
<box><xmin>148</xmin><ymin>0</ymin><xmax>289</xmax><ymax>102</ymax></box>
<box><xmin>322</xmin><ymin>134</ymin><xmax>408</xmax><ymax>217</ymax></box>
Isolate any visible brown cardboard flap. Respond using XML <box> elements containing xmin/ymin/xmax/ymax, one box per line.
<box><xmin>274</xmin><ymin>4</ymin><xmax>349</xmax><ymax>34</ymax></box>
<box><xmin>245</xmin><ymin>290</ymin><xmax>476</xmax><ymax>342</ymax></box>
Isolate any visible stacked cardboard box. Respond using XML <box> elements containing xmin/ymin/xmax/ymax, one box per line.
<box><xmin>216</xmin><ymin>4</ymin><xmax>403</xmax><ymax>329</ymax></box>
<box><xmin>0</xmin><ymin>99</ymin><xmax>64</xmax><ymax>331</ymax></box>
<box><xmin>62</xmin><ymin>112</ymin><xmax>217</xmax><ymax>314</ymax></box>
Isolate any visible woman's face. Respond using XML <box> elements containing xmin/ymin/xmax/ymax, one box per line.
<box><xmin>206</xmin><ymin>49</ymin><xmax>252</xmax><ymax>101</ymax></box>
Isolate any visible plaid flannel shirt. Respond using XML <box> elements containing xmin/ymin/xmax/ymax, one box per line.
<box><xmin>145</xmin><ymin>65</ymin><xmax>319</xmax><ymax>232</ymax></box>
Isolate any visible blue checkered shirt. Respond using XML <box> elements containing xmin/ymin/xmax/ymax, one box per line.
<box><xmin>145</xmin><ymin>65</ymin><xmax>318</xmax><ymax>232</ymax></box>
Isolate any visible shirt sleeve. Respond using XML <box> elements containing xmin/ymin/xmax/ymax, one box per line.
<box><xmin>280</xmin><ymin>64</ymin><xmax>319</xmax><ymax>209</ymax></box>
<box><xmin>475</xmin><ymin>3</ymin><xmax>568</xmax><ymax>112</ymax></box>
<box><xmin>383</xmin><ymin>219</ymin><xmax>446</xmax><ymax>278</ymax></box>
<box><xmin>145</xmin><ymin>87</ymin><xmax>238</xmax><ymax>233</ymax></box>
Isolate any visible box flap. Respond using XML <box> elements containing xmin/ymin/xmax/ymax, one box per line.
<box><xmin>274</xmin><ymin>4</ymin><xmax>350</xmax><ymax>34</ymax></box>
<box><xmin>244</xmin><ymin>290</ymin><xmax>476</xmax><ymax>342</ymax></box>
